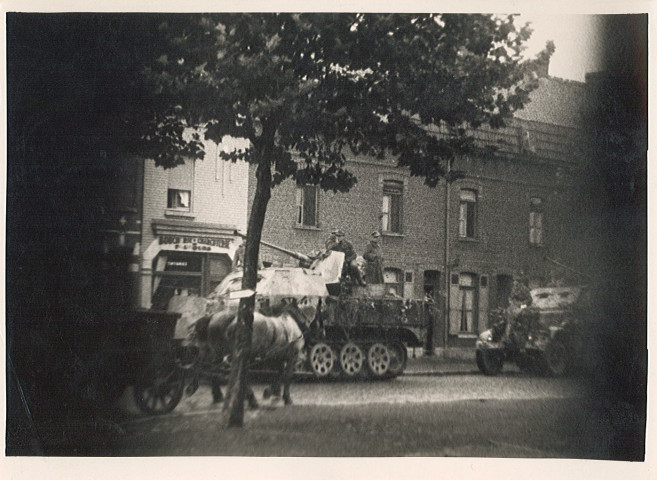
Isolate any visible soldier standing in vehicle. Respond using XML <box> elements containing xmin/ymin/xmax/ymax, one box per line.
<box><xmin>232</xmin><ymin>243</ymin><xmax>245</xmax><ymax>270</ymax></box>
<box><xmin>503</xmin><ymin>276</ymin><xmax>533</xmax><ymax>342</ymax></box>
<box><xmin>330</xmin><ymin>230</ymin><xmax>367</xmax><ymax>286</ymax></box>
<box><xmin>232</xmin><ymin>242</ymin><xmax>263</xmax><ymax>271</ymax></box>
<box><xmin>325</xmin><ymin>229</ymin><xmax>339</xmax><ymax>251</ymax></box>
<box><xmin>363</xmin><ymin>230</ymin><xmax>384</xmax><ymax>284</ymax></box>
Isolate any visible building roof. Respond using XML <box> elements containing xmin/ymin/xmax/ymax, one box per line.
<box><xmin>514</xmin><ymin>76</ymin><xmax>591</xmax><ymax>129</ymax></box>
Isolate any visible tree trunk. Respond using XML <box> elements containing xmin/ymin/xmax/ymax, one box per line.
<box><xmin>222</xmin><ymin>145</ymin><xmax>272</xmax><ymax>428</ymax></box>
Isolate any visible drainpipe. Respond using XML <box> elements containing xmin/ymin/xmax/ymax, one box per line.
<box><xmin>443</xmin><ymin>159</ymin><xmax>452</xmax><ymax>349</ymax></box>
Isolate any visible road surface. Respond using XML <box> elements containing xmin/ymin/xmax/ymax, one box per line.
<box><xmin>30</xmin><ymin>371</ymin><xmax>645</xmax><ymax>459</ymax></box>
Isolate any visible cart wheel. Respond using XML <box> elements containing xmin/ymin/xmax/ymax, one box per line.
<box><xmin>367</xmin><ymin>343</ymin><xmax>391</xmax><ymax>378</ymax></box>
<box><xmin>309</xmin><ymin>343</ymin><xmax>335</xmax><ymax>378</ymax></box>
<box><xmin>134</xmin><ymin>357</ymin><xmax>184</xmax><ymax>415</ymax></box>
<box><xmin>385</xmin><ymin>342</ymin><xmax>408</xmax><ymax>378</ymax></box>
<box><xmin>340</xmin><ymin>343</ymin><xmax>365</xmax><ymax>377</ymax></box>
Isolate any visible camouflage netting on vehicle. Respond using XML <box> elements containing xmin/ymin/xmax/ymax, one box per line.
<box><xmin>323</xmin><ymin>296</ymin><xmax>426</xmax><ymax>327</ymax></box>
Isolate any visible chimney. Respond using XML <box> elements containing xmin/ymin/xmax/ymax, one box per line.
<box><xmin>536</xmin><ymin>57</ymin><xmax>550</xmax><ymax>78</ymax></box>
<box><xmin>536</xmin><ymin>40</ymin><xmax>555</xmax><ymax>78</ymax></box>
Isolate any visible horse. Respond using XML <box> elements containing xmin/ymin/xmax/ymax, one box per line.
<box><xmin>201</xmin><ymin>304</ymin><xmax>306</xmax><ymax>408</ymax></box>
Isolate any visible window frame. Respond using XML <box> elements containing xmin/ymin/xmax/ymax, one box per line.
<box><xmin>529</xmin><ymin>197</ymin><xmax>544</xmax><ymax>246</ymax></box>
<box><xmin>167</xmin><ymin>189</ymin><xmax>192</xmax><ymax>211</ymax></box>
<box><xmin>167</xmin><ymin>157</ymin><xmax>195</xmax><ymax>213</ymax></box>
<box><xmin>458</xmin><ymin>189</ymin><xmax>477</xmax><ymax>239</ymax></box>
<box><xmin>382</xmin><ymin>180</ymin><xmax>404</xmax><ymax>234</ymax></box>
<box><xmin>457</xmin><ymin>273</ymin><xmax>477</xmax><ymax>333</ymax></box>
<box><xmin>383</xmin><ymin>267</ymin><xmax>403</xmax><ymax>297</ymax></box>
<box><xmin>296</xmin><ymin>185</ymin><xmax>319</xmax><ymax>227</ymax></box>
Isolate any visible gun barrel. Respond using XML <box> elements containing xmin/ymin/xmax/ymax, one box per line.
<box><xmin>234</xmin><ymin>231</ymin><xmax>313</xmax><ymax>264</ymax></box>
<box><xmin>259</xmin><ymin>239</ymin><xmax>313</xmax><ymax>264</ymax></box>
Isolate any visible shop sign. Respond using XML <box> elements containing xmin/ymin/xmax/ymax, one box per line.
<box><xmin>160</xmin><ymin>234</ymin><xmax>232</xmax><ymax>252</ymax></box>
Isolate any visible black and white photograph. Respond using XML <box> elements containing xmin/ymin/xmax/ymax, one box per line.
<box><xmin>3</xmin><ymin>2</ymin><xmax>651</xmax><ymax>478</ymax></box>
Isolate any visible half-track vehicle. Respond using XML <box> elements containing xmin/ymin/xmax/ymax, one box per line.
<box><xmin>476</xmin><ymin>285</ymin><xmax>593</xmax><ymax>376</ymax></box>
<box><xmin>205</xmin><ymin>240</ymin><xmax>426</xmax><ymax>380</ymax></box>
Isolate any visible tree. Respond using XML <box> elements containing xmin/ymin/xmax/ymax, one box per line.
<box><xmin>8</xmin><ymin>13</ymin><xmax>552</xmax><ymax>428</ymax></box>
<box><xmin>143</xmin><ymin>13</ymin><xmax>553</xmax><ymax>426</ymax></box>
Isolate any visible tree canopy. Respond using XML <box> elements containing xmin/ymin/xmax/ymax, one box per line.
<box><xmin>9</xmin><ymin>13</ymin><xmax>552</xmax><ymax>186</ymax></box>
<box><xmin>141</xmin><ymin>13</ymin><xmax>552</xmax><ymax>187</ymax></box>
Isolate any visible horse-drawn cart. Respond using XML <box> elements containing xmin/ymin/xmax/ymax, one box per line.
<box><xmin>129</xmin><ymin>306</ymin><xmax>234</xmax><ymax>415</ymax></box>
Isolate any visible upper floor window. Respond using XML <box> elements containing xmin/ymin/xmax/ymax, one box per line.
<box><xmin>459</xmin><ymin>189</ymin><xmax>477</xmax><ymax>238</ymax></box>
<box><xmin>167</xmin><ymin>189</ymin><xmax>191</xmax><ymax>210</ymax></box>
<box><xmin>296</xmin><ymin>185</ymin><xmax>319</xmax><ymax>227</ymax></box>
<box><xmin>382</xmin><ymin>180</ymin><xmax>403</xmax><ymax>234</ymax></box>
<box><xmin>168</xmin><ymin>158</ymin><xmax>194</xmax><ymax>211</ymax></box>
<box><xmin>529</xmin><ymin>197</ymin><xmax>543</xmax><ymax>245</ymax></box>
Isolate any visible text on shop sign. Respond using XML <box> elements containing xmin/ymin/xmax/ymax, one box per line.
<box><xmin>160</xmin><ymin>235</ymin><xmax>232</xmax><ymax>250</ymax></box>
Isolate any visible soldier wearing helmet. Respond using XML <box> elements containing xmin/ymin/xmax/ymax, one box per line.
<box><xmin>329</xmin><ymin>229</ymin><xmax>367</xmax><ymax>286</ymax></box>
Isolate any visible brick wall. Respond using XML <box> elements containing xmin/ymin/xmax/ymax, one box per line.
<box><xmin>247</xmin><ymin>142</ymin><xmax>592</xmax><ymax>346</ymax></box>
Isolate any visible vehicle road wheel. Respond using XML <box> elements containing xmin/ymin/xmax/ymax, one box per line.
<box><xmin>133</xmin><ymin>357</ymin><xmax>184</xmax><ymax>415</ymax></box>
<box><xmin>339</xmin><ymin>343</ymin><xmax>364</xmax><ymax>377</ymax></box>
<box><xmin>309</xmin><ymin>343</ymin><xmax>335</xmax><ymax>378</ymax></box>
<box><xmin>476</xmin><ymin>349</ymin><xmax>503</xmax><ymax>376</ymax></box>
<box><xmin>367</xmin><ymin>343</ymin><xmax>391</xmax><ymax>378</ymax></box>
<box><xmin>385</xmin><ymin>342</ymin><xmax>408</xmax><ymax>378</ymax></box>
<box><xmin>540</xmin><ymin>340</ymin><xmax>569</xmax><ymax>376</ymax></box>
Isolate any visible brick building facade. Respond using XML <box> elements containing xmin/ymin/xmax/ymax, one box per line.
<box><xmin>250</xmin><ymin>76</ymin><xmax>593</xmax><ymax>347</ymax></box>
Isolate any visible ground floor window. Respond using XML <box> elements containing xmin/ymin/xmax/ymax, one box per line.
<box><xmin>449</xmin><ymin>272</ymin><xmax>478</xmax><ymax>335</ymax></box>
<box><xmin>457</xmin><ymin>273</ymin><xmax>476</xmax><ymax>332</ymax></box>
<box><xmin>384</xmin><ymin>268</ymin><xmax>403</xmax><ymax>297</ymax></box>
<box><xmin>151</xmin><ymin>252</ymin><xmax>231</xmax><ymax>310</ymax></box>
<box><xmin>423</xmin><ymin>270</ymin><xmax>441</xmax><ymax>302</ymax></box>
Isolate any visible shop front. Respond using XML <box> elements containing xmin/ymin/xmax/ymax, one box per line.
<box><xmin>139</xmin><ymin>220</ymin><xmax>241</xmax><ymax>309</ymax></box>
